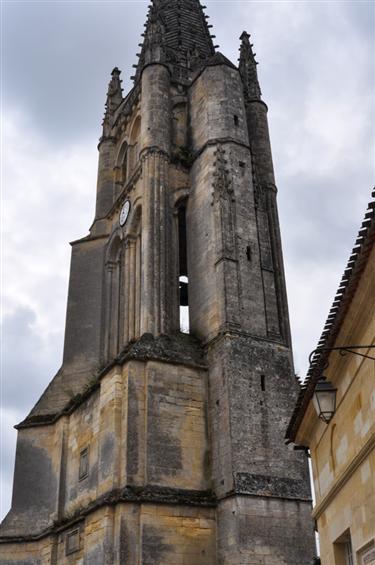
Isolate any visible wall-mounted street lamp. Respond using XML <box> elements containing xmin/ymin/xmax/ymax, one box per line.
<box><xmin>312</xmin><ymin>378</ymin><xmax>337</xmax><ymax>423</ymax></box>
<box><xmin>309</xmin><ymin>345</ymin><xmax>375</xmax><ymax>425</ymax></box>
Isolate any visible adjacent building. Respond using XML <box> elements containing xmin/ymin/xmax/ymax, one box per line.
<box><xmin>287</xmin><ymin>191</ymin><xmax>375</xmax><ymax>565</ymax></box>
<box><xmin>1</xmin><ymin>1</ymin><xmax>316</xmax><ymax>563</ymax></box>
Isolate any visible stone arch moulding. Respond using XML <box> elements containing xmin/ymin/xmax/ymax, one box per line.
<box><xmin>103</xmin><ymin>229</ymin><xmax>124</xmax><ymax>362</ymax></box>
<box><xmin>124</xmin><ymin>203</ymin><xmax>142</xmax><ymax>343</ymax></box>
<box><xmin>113</xmin><ymin>139</ymin><xmax>129</xmax><ymax>201</ymax></box>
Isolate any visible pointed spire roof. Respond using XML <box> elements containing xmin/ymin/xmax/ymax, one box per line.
<box><xmin>239</xmin><ymin>31</ymin><xmax>262</xmax><ymax>101</ymax></box>
<box><xmin>133</xmin><ymin>0</ymin><xmax>216</xmax><ymax>82</ymax></box>
<box><xmin>102</xmin><ymin>67</ymin><xmax>123</xmax><ymax>137</ymax></box>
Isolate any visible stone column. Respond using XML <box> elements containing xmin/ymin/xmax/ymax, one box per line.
<box><xmin>246</xmin><ymin>99</ymin><xmax>291</xmax><ymax>345</ymax></box>
<box><xmin>139</xmin><ymin>63</ymin><xmax>171</xmax><ymax>336</ymax></box>
<box><xmin>123</xmin><ymin>241</ymin><xmax>130</xmax><ymax>346</ymax></box>
<box><xmin>140</xmin><ymin>151</ymin><xmax>170</xmax><ymax>335</ymax></box>
<box><xmin>135</xmin><ymin>232</ymin><xmax>142</xmax><ymax>338</ymax></box>
<box><xmin>128</xmin><ymin>236</ymin><xmax>137</xmax><ymax>341</ymax></box>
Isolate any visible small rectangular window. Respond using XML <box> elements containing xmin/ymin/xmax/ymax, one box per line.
<box><xmin>79</xmin><ymin>447</ymin><xmax>89</xmax><ymax>481</ymax></box>
<box><xmin>66</xmin><ymin>528</ymin><xmax>80</xmax><ymax>555</ymax></box>
<box><xmin>234</xmin><ymin>115</ymin><xmax>239</xmax><ymax>126</ymax></box>
<box><xmin>334</xmin><ymin>530</ymin><xmax>355</xmax><ymax>565</ymax></box>
<box><xmin>261</xmin><ymin>374</ymin><xmax>266</xmax><ymax>392</ymax></box>
<box><xmin>345</xmin><ymin>540</ymin><xmax>354</xmax><ymax>565</ymax></box>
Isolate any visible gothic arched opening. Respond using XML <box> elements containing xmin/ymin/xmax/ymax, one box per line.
<box><xmin>103</xmin><ymin>206</ymin><xmax>142</xmax><ymax>362</ymax></box>
<box><xmin>114</xmin><ymin>140</ymin><xmax>128</xmax><ymax>200</ymax></box>
<box><xmin>177</xmin><ymin>201</ymin><xmax>189</xmax><ymax>333</ymax></box>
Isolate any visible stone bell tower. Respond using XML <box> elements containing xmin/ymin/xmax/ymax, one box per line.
<box><xmin>0</xmin><ymin>1</ymin><xmax>316</xmax><ymax>563</ymax></box>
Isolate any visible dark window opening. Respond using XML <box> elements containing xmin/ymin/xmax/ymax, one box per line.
<box><xmin>66</xmin><ymin>529</ymin><xmax>80</xmax><ymax>555</ymax></box>
<box><xmin>246</xmin><ymin>245</ymin><xmax>251</xmax><ymax>261</ymax></box>
<box><xmin>79</xmin><ymin>447</ymin><xmax>89</xmax><ymax>481</ymax></box>
<box><xmin>178</xmin><ymin>204</ymin><xmax>189</xmax><ymax>333</ymax></box>
<box><xmin>261</xmin><ymin>374</ymin><xmax>266</xmax><ymax>392</ymax></box>
<box><xmin>333</xmin><ymin>530</ymin><xmax>354</xmax><ymax>565</ymax></box>
<box><xmin>234</xmin><ymin>115</ymin><xmax>239</xmax><ymax>126</ymax></box>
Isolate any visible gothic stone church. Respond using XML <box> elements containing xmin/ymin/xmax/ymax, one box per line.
<box><xmin>0</xmin><ymin>1</ymin><xmax>316</xmax><ymax>563</ymax></box>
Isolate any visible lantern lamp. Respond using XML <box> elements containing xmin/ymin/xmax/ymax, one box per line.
<box><xmin>312</xmin><ymin>378</ymin><xmax>337</xmax><ymax>423</ymax></box>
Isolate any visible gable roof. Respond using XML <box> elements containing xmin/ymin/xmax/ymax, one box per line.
<box><xmin>286</xmin><ymin>188</ymin><xmax>375</xmax><ymax>443</ymax></box>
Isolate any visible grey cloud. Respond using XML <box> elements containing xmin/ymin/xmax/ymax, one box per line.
<box><xmin>2</xmin><ymin>306</ymin><xmax>63</xmax><ymax>415</ymax></box>
<box><xmin>3</xmin><ymin>1</ymin><xmax>146</xmax><ymax>144</ymax></box>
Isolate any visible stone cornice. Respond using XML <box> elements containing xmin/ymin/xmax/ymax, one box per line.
<box><xmin>245</xmin><ymin>98</ymin><xmax>268</xmax><ymax>111</ymax></box>
<box><xmin>312</xmin><ymin>429</ymin><xmax>375</xmax><ymax>520</ymax></box>
<box><xmin>0</xmin><ymin>486</ymin><xmax>217</xmax><ymax>544</ymax></box>
<box><xmin>0</xmin><ymin>477</ymin><xmax>313</xmax><ymax>545</ymax></box>
<box><xmin>204</xmin><ymin>328</ymin><xmax>290</xmax><ymax>351</ymax></box>
<box><xmin>234</xmin><ymin>472</ymin><xmax>312</xmax><ymax>502</ymax></box>
<box><xmin>193</xmin><ymin>137</ymin><xmax>251</xmax><ymax>163</ymax></box>
<box><xmin>16</xmin><ymin>334</ymin><xmax>207</xmax><ymax>430</ymax></box>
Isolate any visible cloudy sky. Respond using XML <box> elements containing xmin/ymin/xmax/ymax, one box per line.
<box><xmin>1</xmin><ymin>0</ymin><xmax>374</xmax><ymax>520</ymax></box>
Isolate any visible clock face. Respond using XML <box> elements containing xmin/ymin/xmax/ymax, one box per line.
<box><xmin>119</xmin><ymin>200</ymin><xmax>130</xmax><ymax>227</ymax></box>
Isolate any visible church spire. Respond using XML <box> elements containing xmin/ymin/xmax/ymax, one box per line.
<box><xmin>102</xmin><ymin>67</ymin><xmax>123</xmax><ymax>137</ymax></box>
<box><xmin>239</xmin><ymin>30</ymin><xmax>262</xmax><ymax>102</ymax></box>
<box><xmin>133</xmin><ymin>0</ymin><xmax>216</xmax><ymax>82</ymax></box>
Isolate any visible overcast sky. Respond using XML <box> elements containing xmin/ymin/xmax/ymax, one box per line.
<box><xmin>1</xmin><ymin>0</ymin><xmax>374</xmax><ymax>520</ymax></box>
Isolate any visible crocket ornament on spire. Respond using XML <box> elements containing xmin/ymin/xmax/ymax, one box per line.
<box><xmin>239</xmin><ymin>31</ymin><xmax>262</xmax><ymax>102</ymax></box>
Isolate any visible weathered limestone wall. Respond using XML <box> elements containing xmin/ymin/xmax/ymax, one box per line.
<box><xmin>63</xmin><ymin>237</ymin><xmax>107</xmax><ymax>371</ymax></box>
<box><xmin>206</xmin><ymin>330</ymin><xmax>314</xmax><ymax>563</ymax></box>
<box><xmin>316</xmin><ymin>456</ymin><xmax>375</xmax><ymax>565</ymax></box>
<box><xmin>188</xmin><ymin>63</ymin><xmax>270</xmax><ymax>341</ymax></box>
<box><xmin>0</xmin><ymin>353</ymin><xmax>209</xmax><ymax>548</ymax></box>
<box><xmin>0</xmin><ymin>538</ymin><xmax>55</xmax><ymax>564</ymax></box>
<box><xmin>189</xmin><ymin>64</ymin><xmax>248</xmax><ymax>152</ymax></box>
<box><xmin>0</xmin><ymin>504</ymin><xmax>216</xmax><ymax>564</ymax></box>
<box><xmin>62</xmin><ymin>356</ymin><xmax>210</xmax><ymax>517</ymax></box>
<box><xmin>207</xmin><ymin>334</ymin><xmax>310</xmax><ymax>498</ymax></box>
<box><xmin>217</xmin><ymin>496</ymin><xmax>315</xmax><ymax>565</ymax></box>
<box><xmin>1</xmin><ymin>423</ymin><xmax>62</xmax><ymax>536</ymax></box>
<box><xmin>0</xmin><ymin>350</ymin><xmax>214</xmax><ymax>564</ymax></box>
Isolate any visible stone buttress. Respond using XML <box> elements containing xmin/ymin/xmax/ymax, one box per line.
<box><xmin>0</xmin><ymin>1</ymin><xmax>316</xmax><ymax>563</ymax></box>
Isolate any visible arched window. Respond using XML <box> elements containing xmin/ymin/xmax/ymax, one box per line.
<box><xmin>103</xmin><ymin>207</ymin><xmax>142</xmax><ymax>362</ymax></box>
<box><xmin>114</xmin><ymin>141</ymin><xmax>128</xmax><ymax>200</ymax></box>
<box><xmin>123</xmin><ymin>205</ymin><xmax>142</xmax><ymax>343</ymax></box>
<box><xmin>177</xmin><ymin>200</ymin><xmax>189</xmax><ymax>333</ymax></box>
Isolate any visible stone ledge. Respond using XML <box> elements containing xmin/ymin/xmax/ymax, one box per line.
<box><xmin>16</xmin><ymin>333</ymin><xmax>206</xmax><ymax>430</ymax></box>
<box><xmin>234</xmin><ymin>473</ymin><xmax>312</xmax><ymax>502</ymax></box>
<box><xmin>0</xmin><ymin>485</ymin><xmax>217</xmax><ymax>544</ymax></box>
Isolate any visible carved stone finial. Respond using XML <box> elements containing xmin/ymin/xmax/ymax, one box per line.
<box><xmin>239</xmin><ymin>30</ymin><xmax>262</xmax><ymax>102</ymax></box>
<box><xmin>102</xmin><ymin>67</ymin><xmax>124</xmax><ymax>137</ymax></box>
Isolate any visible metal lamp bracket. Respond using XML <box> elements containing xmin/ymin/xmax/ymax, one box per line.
<box><xmin>309</xmin><ymin>345</ymin><xmax>375</xmax><ymax>365</ymax></box>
